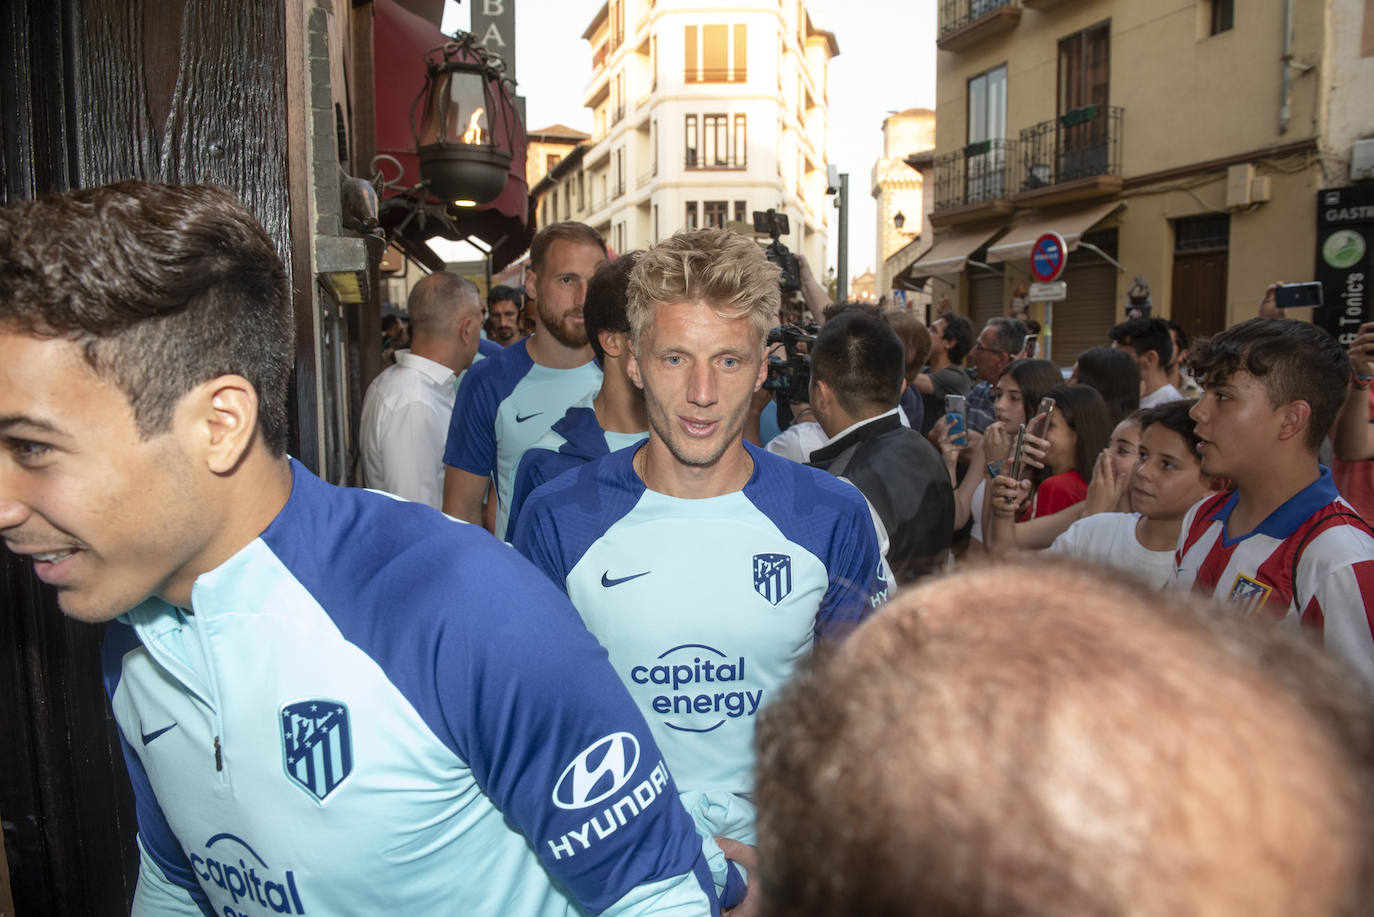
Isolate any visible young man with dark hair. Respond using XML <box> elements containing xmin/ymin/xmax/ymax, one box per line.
<box><xmin>486</xmin><ymin>284</ymin><xmax>524</xmax><ymax>346</ymax></box>
<box><xmin>1177</xmin><ymin>317</ymin><xmax>1374</xmax><ymax>687</ymax></box>
<box><xmin>442</xmin><ymin>222</ymin><xmax>608</xmax><ymax>537</ymax></box>
<box><xmin>0</xmin><ymin>182</ymin><xmax>718</xmax><ymax>914</ymax></box>
<box><xmin>808</xmin><ymin>309</ymin><xmax>955</xmax><ymax>583</ymax></box>
<box><xmin>1110</xmin><ymin>316</ymin><xmax>1182</xmax><ymax>408</ymax></box>
<box><xmin>914</xmin><ymin>311</ymin><xmax>972</xmax><ymax>435</ymax></box>
<box><xmin>755</xmin><ymin>560</ymin><xmax>1374</xmax><ymax>917</ymax></box>
<box><xmin>505</xmin><ymin>254</ymin><xmax>649</xmax><ymax>538</ymax></box>
<box><xmin>514</xmin><ymin>228</ymin><xmax>886</xmax><ymax>910</ymax></box>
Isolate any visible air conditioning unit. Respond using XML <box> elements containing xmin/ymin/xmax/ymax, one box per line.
<box><xmin>1226</xmin><ymin>164</ymin><xmax>1255</xmax><ymax>208</ymax></box>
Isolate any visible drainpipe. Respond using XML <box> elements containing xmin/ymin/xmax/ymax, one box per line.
<box><xmin>1279</xmin><ymin>0</ymin><xmax>1293</xmax><ymax>134</ymax></box>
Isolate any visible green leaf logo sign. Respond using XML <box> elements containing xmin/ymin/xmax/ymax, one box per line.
<box><xmin>1323</xmin><ymin>230</ymin><xmax>1366</xmax><ymax>270</ymax></box>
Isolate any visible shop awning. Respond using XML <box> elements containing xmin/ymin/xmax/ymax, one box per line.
<box><xmin>986</xmin><ymin>199</ymin><xmax>1124</xmax><ymax>264</ymax></box>
<box><xmin>907</xmin><ymin>224</ymin><xmax>1007</xmax><ymax>278</ymax></box>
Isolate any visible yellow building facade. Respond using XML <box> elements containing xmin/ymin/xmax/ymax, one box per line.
<box><xmin>902</xmin><ymin>0</ymin><xmax>1374</xmax><ymax>366</ymax></box>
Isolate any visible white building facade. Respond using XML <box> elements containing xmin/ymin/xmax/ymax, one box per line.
<box><xmin>533</xmin><ymin>0</ymin><xmax>838</xmax><ymax>269</ymax></box>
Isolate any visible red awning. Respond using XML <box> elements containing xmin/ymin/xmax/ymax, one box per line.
<box><xmin>373</xmin><ymin>0</ymin><xmax>532</xmax><ymax>270</ymax></box>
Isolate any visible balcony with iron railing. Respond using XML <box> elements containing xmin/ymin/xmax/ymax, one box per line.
<box><xmin>937</xmin><ymin>0</ymin><xmax>1021</xmax><ymax>52</ymax></box>
<box><xmin>611</xmin><ymin>178</ymin><xmax>626</xmax><ymax>200</ymax></box>
<box><xmin>683</xmin><ymin>68</ymin><xmax>748</xmax><ymax>84</ymax></box>
<box><xmin>685</xmin><ymin>153</ymin><xmax>747</xmax><ymax>170</ymax></box>
<box><xmin>1014</xmin><ymin>106</ymin><xmax>1123</xmax><ymax>204</ymax></box>
<box><xmin>931</xmin><ymin>138</ymin><xmax>1017</xmax><ymax>224</ymax></box>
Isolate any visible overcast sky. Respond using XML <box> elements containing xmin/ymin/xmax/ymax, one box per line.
<box><xmin>442</xmin><ymin>0</ymin><xmax>937</xmax><ymax>282</ymax></box>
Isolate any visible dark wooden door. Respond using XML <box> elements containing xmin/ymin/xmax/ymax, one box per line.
<box><xmin>1171</xmin><ymin>250</ymin><xmax>1229</xmax><ymax>342</ymax></box>
<box><xmin>1</xmin><ymin>1</ymin><xmax>308</xmax><ymax>913</ymax></box>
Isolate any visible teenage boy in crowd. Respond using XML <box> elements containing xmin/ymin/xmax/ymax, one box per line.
<box><xmin>1176</xmin><ymin>317</ymin><xmax>1374</xmax><ymax>688</ymax></box>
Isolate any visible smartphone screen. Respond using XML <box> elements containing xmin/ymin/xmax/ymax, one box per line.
<box><xmin>945</xmin><ymin>394</ymin><xmax>967</xmax><ymax>447</ymax></box>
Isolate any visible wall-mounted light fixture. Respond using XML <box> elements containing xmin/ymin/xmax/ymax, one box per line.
<box><xmin>893</xmin><ymin>210</ymin><xmax>906</xmax><ymax>230</ymax></box>
<box><xmin>413</xmin><ymin>35</ymin><xmax>514</xmax><ymax>207</ymax></box>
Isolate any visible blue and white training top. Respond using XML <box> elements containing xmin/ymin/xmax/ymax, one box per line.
<box><xmin>443</xmin><ymin>337</ymin><xmax>602</xmax><ymax>538</ymax></box>
<box><xmin>512</xmin><ymin>443</ymin><xmax>887</xmax><ymax>894</ymax></box>
<box><xmin>506</xmin><ymin>389</ymin><xmax>647</xmax><ymax>540</ymax></box>
<box><xmin>102</xmin><ymin>460</ymin><xmax>717</xmax><ymax>917</ymax></box>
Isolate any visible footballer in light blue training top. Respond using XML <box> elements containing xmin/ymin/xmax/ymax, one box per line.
<box><xmin>514</xmin><ymin>228</ymin><xmax>888</xmax><ymax>910</ymax></box>
<box><xmin>0</xmin><ymin>183</ymin><xmax>719</xmax><ymax>917</ymax></box>
<box><xmin>442</xmin><ymin>223</ymin><xmax>607</xmax><ymax>538</ymax></box>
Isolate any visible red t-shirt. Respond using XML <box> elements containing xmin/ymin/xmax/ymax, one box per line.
<box><xmin>1025</xmin><ymin>471</ymin><xmax>1088</xmax><ymax>519</ymax></box>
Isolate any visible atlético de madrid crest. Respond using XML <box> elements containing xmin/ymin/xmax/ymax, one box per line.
<box><xmin>753</xmin><ymin>553</ymin><xmax>793</xmax><ymax>606</ymax></box>
<box><xmin>280</xmin><ymin>699</ymin><xmax>353</xmax><ymax>802</ymax></box>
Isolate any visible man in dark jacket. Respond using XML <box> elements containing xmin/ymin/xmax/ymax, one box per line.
<box><xmin>808</xmin><ymin>309</ymin><xmax>956</xmax><ymax>584</ymax></box>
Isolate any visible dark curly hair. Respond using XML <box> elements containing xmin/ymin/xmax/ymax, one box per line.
<box><xmin>1186</xmin><ymin>317</ymin><xmax>1349</xmax><ymax>452</ymax></box>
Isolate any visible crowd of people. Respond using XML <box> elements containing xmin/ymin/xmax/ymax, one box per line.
<box><xmin>3</xmin><ymin>182</ymin><xmax>1373</xmax><ymax>915</ymax></box>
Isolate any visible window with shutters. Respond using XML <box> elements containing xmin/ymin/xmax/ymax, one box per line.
<box><xmin>685</xmin><ymin>24</ymin><xmax>746</xmax><ymax>82</ymax></box>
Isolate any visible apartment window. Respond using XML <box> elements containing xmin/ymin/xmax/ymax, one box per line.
<box><xmin>967</xmin><ymin>64</ymin><xmax>1007</xmax><ymax>201</ymax></box>
<box><xmin>1058</xmin><ymin>22</ymin><xmax>1111</xmax><ymax>179</ymax></box>
<box><xmin>546</xmin><ymin>153</ymin><xmax>560</xmax><ymax>172</ymax></box>
<box><xmin>685</xmin><ymin>24</ymin><xmax>747</xmax><ymax>83</ymax></box>
<box><xmin>686</xmin><ymin>113</ymin><xmax>746</xmax><ymax>168</ymax></box>
<box><xmin>703</xmin><ymin>201</ymin><xmax>729</xmax><ymax>229</ymax></box>
<box><xmin>651</xmin><ymin>120</ymin><xmax>659</xmax><ymax>174</ymax></box>
<box><xmin>578</xmin><ymin>170</ymin><xmax>585</xmax><ymax>210</ymax></box>
<box><xmin>565</xmin><ymin>181</ymin><xmax>572</xmax><ymax>216</ymax></box>
<box><xmin>1059</xmin><ymin>22</ymin><xmax>1110</xmax><ymax>115</ymax></box>
<box><xmin>654</xmin><ymin>203</ymin><xmax>660</xmax><ymax>243</ymax></box>
<box><xmin>1210</xmin><ymin>0</ymin><xmax>1234</xmax><ymax>34</ymax></box>
<box><xmin>685</xmin><ymin>201</ymin><xmax>699</xmax><ymax>230</ymax></box>
<box><xmin>734</xmin><ymin>201</ymin><xmax>747</xmax><ymax>223</ymax></box>
<box><xmin>614</xmin><ymin>148</ymin><xmax>625</xmax><ymax>197</ymax></box>
<box><xmin>551</xmin><ymin>192</ymin><xmax>558</xmax><ymax>222</ymax></box>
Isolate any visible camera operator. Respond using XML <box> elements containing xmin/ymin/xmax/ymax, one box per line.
<box><xmin>808</xmin><ymin>308</ymin><xmax>956</xmax><ymax>583</ymax></box>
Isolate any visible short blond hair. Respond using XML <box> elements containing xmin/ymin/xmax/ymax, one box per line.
<box><xmin>626</xmin><ymin>228</ymin><xmax>780</xmax><ymax>348</ymax></box>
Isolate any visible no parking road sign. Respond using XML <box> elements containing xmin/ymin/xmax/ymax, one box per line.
<box><xmin>1031</xmin><ymin>232</ymin><xmax>1068</xmax><ymax>283</ymax></box>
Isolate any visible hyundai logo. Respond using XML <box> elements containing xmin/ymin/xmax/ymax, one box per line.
<box><xmin>552</xmin><ymin>732</ymin><xmax>641</xmax><ymax>810</ymax></box>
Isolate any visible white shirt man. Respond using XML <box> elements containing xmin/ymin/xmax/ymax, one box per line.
<box><xmin>361</xmin><ymin>272</ymin><xmax>483</xmax><ymax>508</ymax></box>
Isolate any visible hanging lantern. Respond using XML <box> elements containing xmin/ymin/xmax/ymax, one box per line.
<box><xmin>413</xmin><ymin>36</ymin><xmax>514</xmax><ymax>207</ymax></box>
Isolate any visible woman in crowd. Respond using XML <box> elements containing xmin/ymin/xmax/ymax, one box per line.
<box><xmin>987</xmin><ymin>400</ymin><xmax>1216</xmax><ymax>587</ymax></box>
<box><xmin>1072</xmin><ymin>346</ymin><xmax>1141</xmax><ymax>426</ymax></box>
<box><xmin>1023</xmin><ymin>384</ymin><xmax>1113</xmax><ymax>518</ymax></box>
<box><xmin>981</xmin><ymin>385</ymin><xmax>1112</xmax><ymax>550</ymax></box>
<box><xmin>938</xmin><ymin>358</ymin><xmax>1062</xmax><ymax>549</ymax></box>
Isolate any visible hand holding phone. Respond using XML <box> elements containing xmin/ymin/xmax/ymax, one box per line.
<box><xmin>1274</xmin><ymin>281</ymin><xmax>1324</xmax><ymax>311</ymax></box>
<box><xmin>945</xmin><ymin>394</ymin><xmax>968</xmax><ymax>447</ymax></box>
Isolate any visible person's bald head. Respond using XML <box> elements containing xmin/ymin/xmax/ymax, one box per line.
<box><xmin>756</xmin><ymin>561</ymin><xmax>1374</xmax><ymax>917</ymax></box>
<box><xmin>404</xmin><ymin>271</ymin><xmax>482</xmax><ymax>372</ymax></box>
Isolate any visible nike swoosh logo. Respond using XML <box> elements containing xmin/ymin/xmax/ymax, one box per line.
<box><xmin>515</xmin><ymin>412</ymin><xmax>543</xmax><ymax>423</ymax></box>
<box><xmin>601</xmin><ymin>570</ymin><xmax>651</xmax><ymax>587</ymax></box>
<box><xmin>140</xmin><ymin>723</ymin><xmax>178</xmax><ymax>746</ymax></box>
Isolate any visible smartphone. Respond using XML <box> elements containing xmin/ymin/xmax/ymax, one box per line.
<box><xmin>1023</xmin><ymin>334</ymin><xmax>1039</xmax><ymax>357</ymax></box>
<box><xmin>1275</xmin><ymin>281</ymin><xmax>1324</xmax><ymax>310</ymax></box>
<box><xmin>1008</xmin><ymin>424</ymin><xmax>1029</xmax><ymax>481</ymax></box>
<box><xmin>1027</xmin><ymin>397</ymin><xmax>1056</xmax><ymax>440</ymax></box>
<box><xmin>945</xmin><ymin>394</ymin><xmax>967</xmax><ymax>447</ymax></box>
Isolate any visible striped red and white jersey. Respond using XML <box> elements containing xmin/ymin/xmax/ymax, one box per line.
<box><xmin>1173</xmin><ymin>468</ymin><xmax>1374</xmax><ymax>688</ymax></box>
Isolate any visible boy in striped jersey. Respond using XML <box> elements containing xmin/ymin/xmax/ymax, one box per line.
<box><xmin>1175</xmin><ymin>317</ymin><xmax>1374</xmax><ymax>688</ymax></box>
